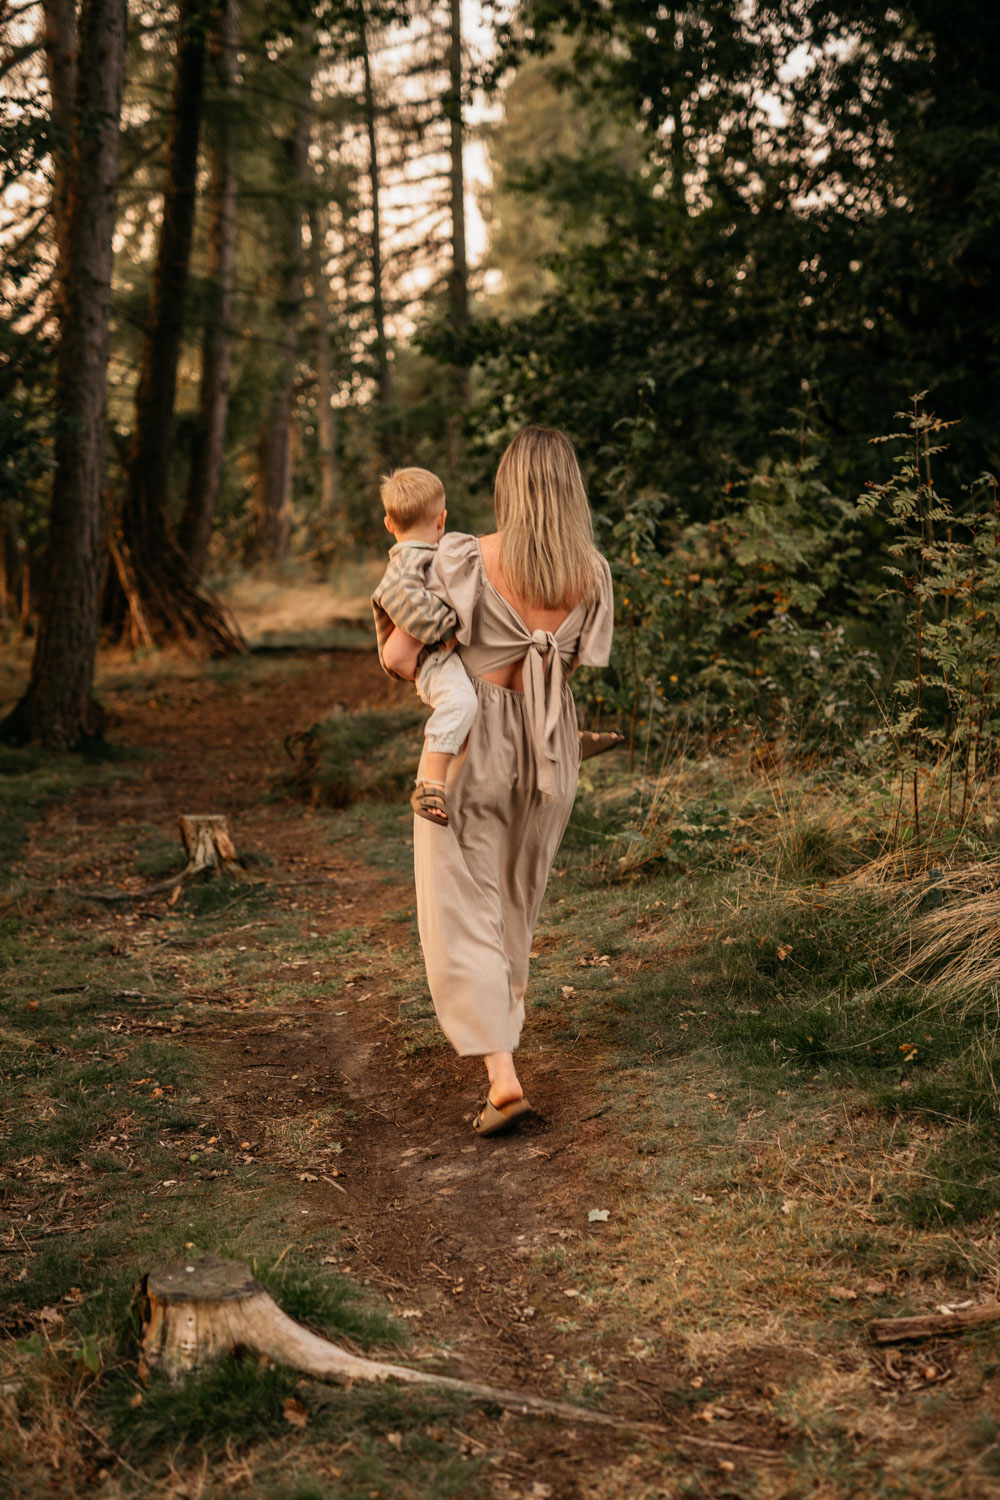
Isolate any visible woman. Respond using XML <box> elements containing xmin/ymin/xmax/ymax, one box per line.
<box><xmin>384</xmin><ymin>426</ymin><xmax>614</xmax><ymax>1135</ymax></box>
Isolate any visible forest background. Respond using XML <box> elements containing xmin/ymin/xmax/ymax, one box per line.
<box><xmin>0</xmin><ymin>0</ymin><xmax>998</xmax><ymax>771</ymax></box>
<box><xmin>3</xmin><ymin>3</ymin><xmax>1000</xmax><ymax>1495</ymax></box>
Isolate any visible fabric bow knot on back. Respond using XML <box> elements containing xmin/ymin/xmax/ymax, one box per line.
<box><xmin>525</xmin><ymin>629</ymin><xmax>565</xmax><ymax>800</ymax></box>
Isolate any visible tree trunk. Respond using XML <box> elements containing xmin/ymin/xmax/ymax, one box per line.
<box><xmin>445</xmin><ymin>0</ymin><xmax>468</xmax><ymax>378</ymax></box>
<box><xmin>0</xmin><ymin>498</ymin><xmax>26</xmax><ymax>630</ymax></box>
<box><xmin>111</xmin><ymin>0</ymin><xmax>244</xmax><ymax>654</ymax></box>
<box><xmin>357</xmin><ymin>0</ymin><xmax>395</xmax><ymax>463</ymax></box>
<box><xmin>42</xmin><ymin>0</ymin><xmax>78</xmax><ymax>266</ymax></box>
<box><xmin>0</xmin><ymin>0</ymin><xmax>125</xmax><ymax>749</ymax></box>
<box><xmin>177</xmin><ymin>0</ymin><xmax>240</xmax><ymax>580</ymax></box>
<box><xmin>253</xmin><ymin>47</ymin><xmax>313</xmax><ymax>564</ymax></box>
<box><xmin>308</xmin><ymin>201</ymin><xmax>340</xmax><ymax>534</ymax></box>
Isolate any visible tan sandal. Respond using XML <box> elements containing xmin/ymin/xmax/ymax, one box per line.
<box><xmin>473</xmin><ymin>1096</ymin><xmax>534</xmax><ymax>1137</ymax></box>
<box><xmin>579</xmin><ymin>731</ymin><xmax>626</xmax><ymax>760</ymax></box>
<box><xmin>411</xmin><ymin>780</ymin><xmax>448</xmax><ymax>825</ymax></box>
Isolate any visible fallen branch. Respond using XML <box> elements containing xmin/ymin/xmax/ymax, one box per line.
<box><xmin>869</xmin><ymin>1302</ymin><xmax>1000</xmax><ymax>1345</ymax></box>
<box><xmin>138</xmin><ymin>1257</ymin><xmax>778</xmax><ymax>1458</ymax></box>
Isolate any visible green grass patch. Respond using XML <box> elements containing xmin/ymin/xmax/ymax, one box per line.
<box><xmin>284</xmin><ymin>706</ymin><xmax>424</xmax><ymax>810</ymax></box>
<box><xmin>0</xmin><ymin>743</ymin><xmax>136</xmax><ymax>882</ymax></box>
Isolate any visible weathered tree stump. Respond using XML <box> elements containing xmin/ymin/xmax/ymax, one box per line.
<box><xmin>86</xmin><ymin>815</ymin><xmax>247</xmax><ymax>902</ymax></box>
<box><xmin>177</xmin><ymin>814</ymin><xmax>245</xmax><ymax>878</ymax></box>
<box><xmin>137</xmin><ymin>1256</ymin><xmax>778</xmax><ymax>1451</ymax></box>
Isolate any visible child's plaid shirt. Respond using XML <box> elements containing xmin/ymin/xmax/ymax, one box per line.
<box><xmin>371</xmin><ymin>540</ymin><xmax>459</xmax><ymax>680</ymax></box>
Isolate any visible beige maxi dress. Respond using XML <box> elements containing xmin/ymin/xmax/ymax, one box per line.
<box><xmin>413</xmin><ymin>532</ymin><xmax>614</xmax><ymax>1056</ymax></box>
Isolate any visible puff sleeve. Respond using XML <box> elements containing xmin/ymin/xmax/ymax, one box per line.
<box><xmin>574</xmin><ymin>553</ymin><xmax>615</xmax><ymax>667</ymax></box>
<box><xmin>422</xmin><ymin>532</ymin><xmax>484</xmax><ymax>647</ymax></box>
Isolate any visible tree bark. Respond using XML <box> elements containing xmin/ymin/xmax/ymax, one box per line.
<box><xmin>308</xmin><ymin>200</ymin><xmax>340</xmax><ymax>533</ymax></box>
<box><xmin>0</xmin><ymin>498</ymin><xmax>26</xmax><ymax>630</ymax></box>
<box><xmin>357</xmin><ymin>0</ymin><xmax>395</xmax><ymax>463</ymax></box>
<box><xmin>111</xmin><ymin>0</ymin><xmax>244</xmax><ymax>654</ymax></box>
<box><xmin>42</xmin><ymin>0</ymin><xmax>78</xmax><ymax>266</ymax></box>
<box><xmin>0</xmin><ymin>0</ymin><xmax>125</xmax><ymax>748</ymax></box>
<box><xmin>177</xmin><ymin>0</ymin><xmax>240</xmax><ymax>580</ymax></box>
<box><xmin>445</xmin><ymin>0</ymin><xmax>468</xmax><ymax>369</ymax></box>
<box><xmin>253</xmin><ymin>45</ymin><xmax>313</xmax><ymax>564</ymax></box>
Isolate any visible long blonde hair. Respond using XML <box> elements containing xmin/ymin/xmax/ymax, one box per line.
<box><xmin>494</xmin><ymin>426</ymin><xmax>603</xmax><ymax>610</ymax></box>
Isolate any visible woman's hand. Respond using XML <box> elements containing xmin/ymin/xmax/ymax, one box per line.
<box><xmin>383</xmin><ymin>627</ymin><xmax>423</xmax><ymax>681</ymax></box>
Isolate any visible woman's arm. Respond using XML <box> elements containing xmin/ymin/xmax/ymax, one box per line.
<box><xmin>382</xmin><ymin>627</ymin><xmax>423</xmax><ymax>681</ymax></box>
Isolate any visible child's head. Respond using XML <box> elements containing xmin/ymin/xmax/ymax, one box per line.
<box><xmin>381</xmin><ymin>467</ymin><xmax>446</xmax><ymax>537</ymax></box>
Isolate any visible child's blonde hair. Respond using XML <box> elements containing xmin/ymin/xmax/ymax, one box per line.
<box><xmin>494</xmin><ymin>426</ymin><xmax>603</xmax><ymax>609</ymax></box>
<box><xmin>381</xmin><ymin>467</ymin><xmax>446</xmax><ymax>531</ymax></box>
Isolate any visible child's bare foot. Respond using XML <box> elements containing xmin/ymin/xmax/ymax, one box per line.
<box><xmin>411</xmin><ymin>780</ymin><xmax>448</xmax><ymax>824</ymax></box>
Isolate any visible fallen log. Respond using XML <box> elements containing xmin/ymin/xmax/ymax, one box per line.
<box><xmin>869</xmin><ymin>1302</ymin><xmax>1000</xmax><ymax>1345</ymax></box>
<box><xmin>138</xmin><ymin>1256</ymin><xmax>778</xmax><ymax>1456</ymax></box>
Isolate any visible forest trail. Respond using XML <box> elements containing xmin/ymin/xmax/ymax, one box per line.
<box><xmin>13</xmin><ymin>643</ymin><xmax>786</xmax><ymax>1493</ymax></box>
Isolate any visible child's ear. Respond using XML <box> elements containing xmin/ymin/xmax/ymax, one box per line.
<box><xmin>383</xmin><ymin>515</ymin><xmax>394</xmax><ymax>533</ymax></box>
<box><xmin>439</xmin><ymin>508</ymin><xmax>447</xmax><ymax>528</ymax></box>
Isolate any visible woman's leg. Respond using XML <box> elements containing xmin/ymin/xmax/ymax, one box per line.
<box><xmin>484</xmin><ymin>1050</ymin><xmax>523</xmax><ymax>1107</ymax></box>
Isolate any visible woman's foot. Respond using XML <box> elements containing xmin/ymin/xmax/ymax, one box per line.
<box><xmin>411</xmin><ymin>780</ymin><xmax>448</xmax><ymax>825</ymax></box>
<box><xmin>579</xmin><ymin>730</ymin><xmax>626</xmax><ymax>760</ymax></box>
<box><xmin>473</xmin><ymin>1096</ymin><xmax>534</xmax><ymax>1136</ymax></box>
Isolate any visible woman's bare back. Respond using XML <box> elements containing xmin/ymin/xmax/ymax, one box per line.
<box><xmin>477</xmin><ymin>533</ymin><xmax>578</xmax><ymax>691</ymax></box>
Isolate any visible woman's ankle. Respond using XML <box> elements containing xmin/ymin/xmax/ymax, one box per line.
<box><xmin>484</xmin><ymin>1051</ymin><xmax>523</xmax><ymax>1106</ymax></box>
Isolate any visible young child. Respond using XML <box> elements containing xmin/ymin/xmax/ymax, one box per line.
<box><xmin>371</xmin><ymin>467</ymin><xmax>477</xmax><ymax>826</ymax></box>
<box><xmin>372</xmin><ymin>466</ymin><xmax>625</xmax><ymax>827</ymax></box>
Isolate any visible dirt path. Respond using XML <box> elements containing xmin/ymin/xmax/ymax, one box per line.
<box><xmin>17</xmin><ymin>647</ymin><xmax>785</xmax><ymax>1494</ymax></box>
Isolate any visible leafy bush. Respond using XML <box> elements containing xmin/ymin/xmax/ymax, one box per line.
<box><xmin>575</xmin><ymin>412</ymin><xmax>882</xmax><ymax>750</ymax></box>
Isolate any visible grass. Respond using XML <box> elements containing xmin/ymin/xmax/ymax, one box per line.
<box><xmin>7</xmin><ymin>640</ymin><xmax>1000</xmax><ymax>1497</ymax></box>
<box><xmin>0</xmin><ymin>870</ymin><xmax>477</xmax><ymax>1500</ymax></box>
<box><xmin>283</xmin><ymin>705</ymin><xmax>425</xmax><ymax>810</ymax></box>
<box><xmin>0</xmin><ymin>743</ymin><xmax>137</xmax><ymax>880</ymax></box>
<box><xmin>552</xmin><ymin>751</ymin><xmax>1000</xmax><ymax>1229</ymax></box>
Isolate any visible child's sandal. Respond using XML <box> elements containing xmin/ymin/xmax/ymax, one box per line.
<box><xmin>411</xmin><ymin>780</ymin><xmax>448</xmax><ymax>825</ymax></box>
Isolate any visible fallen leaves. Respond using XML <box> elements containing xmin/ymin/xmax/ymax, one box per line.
<box><xmin>283</xmin><ymin>1396</ymin><xmax>308</xmax><ymax>1428</ymax></box>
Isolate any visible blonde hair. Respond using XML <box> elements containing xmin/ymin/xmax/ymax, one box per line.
<box><xmin>381</xmin><ymin>467</ymin><xmax>445</xmax><ymax>531</ymax></box>
<box><xmin>494</xmin><ymin>426</ymin><xmax>603</xmax><ymax>609</ymax></box>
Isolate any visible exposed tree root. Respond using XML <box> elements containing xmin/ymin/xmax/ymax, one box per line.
<box><xmin>137</xmin><ymin>1256</ymin><xmax>780</xmax><ymax>1458</ymax></box>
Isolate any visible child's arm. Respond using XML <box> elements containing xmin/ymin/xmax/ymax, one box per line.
<box><xmin>382</xmin><ymin>627</ymin><xmax>424</xmax><ymax>681</ymax></box>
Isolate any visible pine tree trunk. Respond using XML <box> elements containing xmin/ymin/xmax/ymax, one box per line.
<box><xmin>0</xmin><ymin>0</ymin><xmax>126</xmax><ymax>749</ymax></box>
<box><xmin>308</xmin><ymin>201</ymin><xmax>340</xmax><ymax>533</ymax></box>
<box><xmin>177</xmin><ymin>0</ymin><xmax>240</xmax><ymax>580</ymax></box>
<box><xmin>446</xmin><ymin>0</ymin><xmax>468</xmax><ymax>359</ymax></box>
<box><xmin>42</xmin><ymin>0</ymin><xmax>78</xmax><ymax>266</ymax></box>
<box><xmin>110</xmin><ymin>0</ymin><xmax>244</xmax><ymax>654</ymax></box>
<box><xmin>358</xmin><ymin>0</ymin><xmax>395</xmax><ymax>463</ymax></box>
<box><xmin>253</xmin><ymin>47</ymin><xmax>313</xmax><ymax>564</ymax></box>
<box><xmin>0</xmin><ymin>498</ymin><xmax>25</xmax><ymax>628</ymax></box>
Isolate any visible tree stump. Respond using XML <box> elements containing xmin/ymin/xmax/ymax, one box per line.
<box><xmin>177</xmin><ymin>814</ymin><xmax>245</xmax><ymax>879</ymax></box>
<box><xmin>137</xmin><ymin>1256</ymin><xmax>751</xmax><ymax>1445</ymax></box>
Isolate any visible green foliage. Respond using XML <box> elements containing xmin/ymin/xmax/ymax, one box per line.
<box><xmin>574</xmin><ymin>411</ymin><xmax>880</xmax><ymax>748</ymax></box>
<box><xmin>858</xmin><ymin>395</ymin><xmax>1000</xmax><ymax>841</ymax></box>
<box><xmin>477</xmin><ymin>1</ymin><xmax>1000</xmax><ymax>513</ymax></box>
